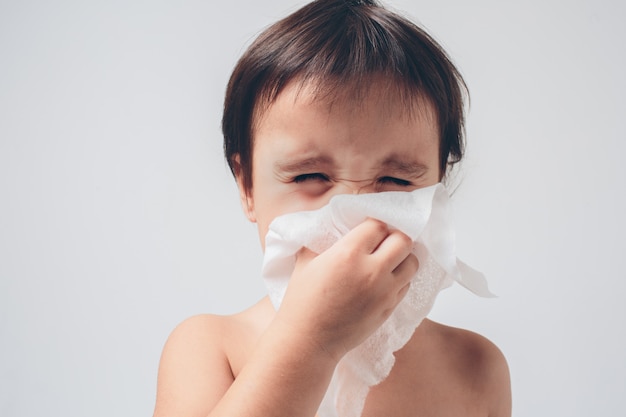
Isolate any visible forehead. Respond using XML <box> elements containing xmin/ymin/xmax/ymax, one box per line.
<box><xmin>252</xmin><ymin>76</ymin><xmax>438</xmax><ymax>134</ymax></box>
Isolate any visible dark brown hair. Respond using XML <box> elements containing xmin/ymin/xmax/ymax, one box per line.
<box><xmin>222</xmin><ymin>0</ymin><xmax>467</xmax><ymax>192</ymax></box>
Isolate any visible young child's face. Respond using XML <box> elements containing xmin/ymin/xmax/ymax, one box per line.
<box><xmin>238</xmin><ymin>81</ymin><xmax>441</xmax><ymax>248</ymax></box>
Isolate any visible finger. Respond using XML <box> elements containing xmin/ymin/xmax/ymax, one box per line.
<box><xmin>392</xmin><ymin>253</ymin><xmax>419</xmax><ymax>283</ymax></box>
<box><xmin>372</xmin><ymin>229</ymin><xmax>415</xmax><ymax>270</ymax></box>
<box><xmin>396</xmin><ymin>281</ymin><xmax>411</xmax><ymax>303</ymax></box>
<box><xmin>340</xmin><ymin>218</ymin><xmax>390</xmax><ymax>254</ymax></box>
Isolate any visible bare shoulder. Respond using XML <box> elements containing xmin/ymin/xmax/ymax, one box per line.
<box><xmin>152</xmin><ymin>314</ymin><xmax>233</xmax><ymax>417</ymax></box>
<box><xmin>423</xmin><ymin>319</ymin><xmax>512</xmax><ymax>417</ymax></box>
<box><xmin>153</xmin><ymin>298</ymin><xmax>274</xmax><ymax>417</ymax></box>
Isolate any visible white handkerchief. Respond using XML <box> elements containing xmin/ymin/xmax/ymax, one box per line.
<box><xmin>261</xmin><ymin>183</ymin><xmax>492</xmax><ymax>417</ymax></box>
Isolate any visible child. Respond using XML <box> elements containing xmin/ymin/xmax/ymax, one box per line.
<box><xmin>153</xmin><ymin>0</ymin><xmax>511</xmax><ymax>416</ymax></box>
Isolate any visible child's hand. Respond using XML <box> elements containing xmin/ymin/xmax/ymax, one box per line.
<box><xmin>274</xmin><ymin>218</ymin><xmax>418</xmax><ymax>362</ymax></box>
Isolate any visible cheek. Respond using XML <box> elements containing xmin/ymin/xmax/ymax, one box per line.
<box><xmin>252</xmin><ymin>168</ymin><xmax>331</xmax><ymax>216</ymax></box>
<box><xmin>255</xmin><ymin>190</ymin><xmax>322</xmax><ymax>222</ymax></box>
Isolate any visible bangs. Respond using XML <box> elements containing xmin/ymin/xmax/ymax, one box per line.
<box><xmin>251</xmin><ymin>2</ymin><xmax>458</xmax><ymax>123</ymax></box>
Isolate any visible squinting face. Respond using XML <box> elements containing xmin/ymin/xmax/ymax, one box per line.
<box><xmin>236</xmin><ymin>82</ymin><xmax>441</xmax><ymax>249</ymax></box>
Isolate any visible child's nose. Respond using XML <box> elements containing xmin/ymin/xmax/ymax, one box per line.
<box><xmin>334</xmin><ymin>178</ymin><xmax>376</xmax><ymax>195</ymax></box>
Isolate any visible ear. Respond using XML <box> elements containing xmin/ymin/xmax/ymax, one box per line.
<box><xmin>232</xmin><ymin>154</ymin><xmax>256</xmax><ymax>223</ymax></box>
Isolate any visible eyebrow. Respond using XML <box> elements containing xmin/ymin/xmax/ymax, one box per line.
<box><xmin>274</xmin><ymin>156</ymin><xmax>334</xmax><ymax>174</ymax></box>
<box><xmin>379</xmin><ymin>157</ymin><xmax>429</xmax><ymax>177</ymax></box>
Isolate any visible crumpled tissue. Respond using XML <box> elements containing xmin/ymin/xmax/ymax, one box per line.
<box><xmin>261</xmin><ymin>183</ymin><xmax>492</xmax><ymax>417</ymax></box>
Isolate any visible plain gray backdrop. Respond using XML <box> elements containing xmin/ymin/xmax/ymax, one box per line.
<box><xmin>1</xmin><ymin>0</ymin><xmax>625</xmax><ymax>415</ymax></box>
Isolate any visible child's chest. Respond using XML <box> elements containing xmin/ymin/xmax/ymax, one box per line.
<box><xmin>337</xmin><ymin>332</ymin><xmax>488</xmax><ymax>417</ymax></box>
<box><xmin>360</xmin><ymin>374</ymin><xmax>486</xmax><ymax>417</ymax></box>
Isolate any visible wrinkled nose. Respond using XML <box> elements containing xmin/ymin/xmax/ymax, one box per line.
<box><xmin>334</xmin><ymin>178</ymin><xmax>376</xmax><ymax>195</ymax></box>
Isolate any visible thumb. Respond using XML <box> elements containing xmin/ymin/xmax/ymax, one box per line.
<box><xmin>294</xmin><ymin>246</ymin><xmax>318</xmax><ymax>268</ymax></box>
<box><xmin>296</xmin><ymin>246</ymin><xmax>318</xmax><ymax>261</ymax></box>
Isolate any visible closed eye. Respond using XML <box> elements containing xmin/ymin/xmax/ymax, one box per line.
<box><xmin>293</xmin><ymin>173</ymin><xmax>330</xmax><ymax>183</ymax></box>
<box><xmin>377</xmin><ymin>176</ymin><xmax>412</xmax><ymax>187</ymax></box>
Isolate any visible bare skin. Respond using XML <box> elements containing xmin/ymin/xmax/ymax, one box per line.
<box><xmin>152</xmin><ymin>80</ymin><xmax>511</xmax><ymax>417</ymax></box>
<box><xmin>154</xmin><ymin>300</ymin><xmax>510</xmax><ymax>417</ymax></box>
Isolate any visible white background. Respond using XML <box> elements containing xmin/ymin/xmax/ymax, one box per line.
<box><xmin>1</xmin><ymin>0</ymin><xmax>625</xmax><ymax>416</ymax></box>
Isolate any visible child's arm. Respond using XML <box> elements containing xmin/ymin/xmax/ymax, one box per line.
<box><xmin>153</xmin><ymin>219</ymin><xmax>417</xmax><ymax>417</ymax></box>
